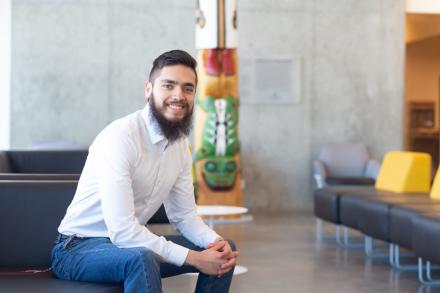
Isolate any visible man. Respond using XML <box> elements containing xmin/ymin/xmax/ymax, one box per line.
<box><xmin>52</xmin><ymin>50</ymin><xmax>238</xmax><ymax>293</ymax></box>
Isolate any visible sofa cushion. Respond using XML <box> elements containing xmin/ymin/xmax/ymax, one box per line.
<box><xmin>314</xmin><ymin>186</ymin><xmax>386</xmax><ymax>224</ymax></box>
<box><xmin>0</xmin><ymin>181</ymin><xmax>78</xmax><ymax>267</ymax></box>
<box><xmin>6</xmin><ymin>150</ymin><xmax>88</xmax><ymax>174</ymax></box>
<box><xmin>0</xmin><ymin>174</ymin><xmax>81</xmax><ymax>180</ymax></box>
<box><xmin>0</xmin><ymin>271</ymin><xmax>122</xmax><ymax>293</ymax></box>
<box><xmin>412</xmin><ymin>212</ymin><xmax>440</xmax><ymax>264</ymax></box>
<box><xmin>390</xmin><ymin>203</ymin><xmax>440</xmax><ymax>249</ymax></box>
<box><xmin>0</xmin><ymin>152</ymin><xmax>11</xmax><ymax>173</ymax></box>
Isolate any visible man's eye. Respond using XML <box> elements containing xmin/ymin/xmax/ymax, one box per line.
<box><xmin>183</xmin><ymin>86</ymin><xmax>194</xmax><ymax>93</ymax></box>
<box><xmin>163</xmin><ymin>84</ymin><xmax>173</xmax><ymax>89</ymax></box>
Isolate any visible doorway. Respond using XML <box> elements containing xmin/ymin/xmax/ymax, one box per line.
<box><xmin>405</xmin><ymin>13</ymin><xmax>440</xmax><ymax>170</ymax></box>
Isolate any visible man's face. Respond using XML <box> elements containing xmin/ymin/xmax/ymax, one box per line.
<box><xmin>145</xmin><ymin>65</ymin><xmax>196</xmax><ymax>122</ymax></box>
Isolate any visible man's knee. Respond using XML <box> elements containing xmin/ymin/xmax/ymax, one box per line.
<box><xmin>126</xmin><ymin>247</ymin><xmax>160</xmax><ymax>269</ymax></box>
<box><xmin>225</xmin><ymin>239</ymin><xmax>237</xmax><ymax>251</ymax></box>
<box><xmin>123</xmin><ymin>248</ymin><xmax>162</xmax><ymax>292</ymax></box>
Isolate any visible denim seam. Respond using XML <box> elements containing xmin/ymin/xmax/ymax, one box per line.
<box><xmin>53</xmin><ymin>245</ymin><xmax>71</xmax><ymax>280</ymax></box>
<box><xmin>138</xmin><ymin>249</ymin><xmax>151</xmax><ymax>293</ymax></box>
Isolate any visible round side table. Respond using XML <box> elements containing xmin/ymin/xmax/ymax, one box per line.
<box><xmin>196</xmin><ymin>205</ymin><xmax>249</xmax><ymax>228</ymax></box>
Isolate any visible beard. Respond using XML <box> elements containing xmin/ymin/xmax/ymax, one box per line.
<box><xmin>148</xmin><ymin>94</ymin><xmax>194</xmax><ymax>142</ymax></box>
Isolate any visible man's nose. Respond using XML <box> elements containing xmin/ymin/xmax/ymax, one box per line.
<box><xmin>172</xmin><ymin>87</ymin><xmax>185</xmax><ymax>100</ymax></box>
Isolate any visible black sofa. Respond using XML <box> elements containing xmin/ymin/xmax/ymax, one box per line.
<box><xmin>0</xmin><ymin>179</ymin><xmax>170</xmax><ymax>292</ymax></box>
<box><xmin>0</xmin><ymin>149</ymin><xmax>169</xmax><ymax>223</ymax></box>
<box><xmin>0</xmin><ymin>150</ymin><xmax>171</xmax><ymax>291</ymax></box>
<box><xmin>0</xmin><ymin>150</ymin><xmax>89</xmax><ymax>174</ymax></box>
<box><xmin>314</xmin><ymin>184</ymin><xmax>440</xmax><ymax>285</ymax></box>
<box><xmin>0</xmin><ymin>150</ymin><xmax>87</xmax><ymax>181</ymax></box>
<box><xmin>0</xmin><ymin>150</ymin><xmax>168</xmax><ymax>222</ymax></box>
<box><xmin>0</xmin><ymin>180</ymin><xmax>124</xmax><ymax>292</ymax></box>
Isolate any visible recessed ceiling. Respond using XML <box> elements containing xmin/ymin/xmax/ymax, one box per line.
<box><xmin>407</xmin><ymin>0</ymin><xmax>440</xmax><ymax>14</ymax></box>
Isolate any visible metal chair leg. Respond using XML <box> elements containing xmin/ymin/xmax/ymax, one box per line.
<box><xmin>392</xmin><ymin>244</ymin><xmax>418</xmax><ymax>271</ymax></box>
<box><xmin>418</xmin><ymin>258</ymin><xmax>440</xmax><ymax>285</ymax></box>
<box><xmin>364</xmin><ymin>236</ymin><xmax>389</xmax><ymax>258</ymax></box>
<box><xmin>336</xmin><ymin>226</ymin><xmax>364</xmax><ymax>248</ymax></box>
<box><xmin>425</xmin><ymin>261</ymin><xmax>440</xmax><ymax>280</ymax></box>
<box><xmin>389</xmin><ymin>243</ymin><xmax>395</xmax><ymax>266</ymax></box>
<box><xmin>315</xmin><ymin>218</ymin><xmax>323</xmax><ymax>241</ymax></box>
<box><xmin>315</xmin><ymin>219</ymin><xmax>341</xmax><ymax>242</ymax></box>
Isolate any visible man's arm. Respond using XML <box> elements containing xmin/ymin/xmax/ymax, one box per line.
<box><xmin>163</xmin><ymin>140</ymin><xmax>221</xmax><ymax>248</ymax></box>
<box><xmin>93</xmin><ymin>127</ymin><xmax>189</xmax><ymax>266</ymax></box>
<box><xmin>164</xmin><ymin>139</ymin><xmax>238</xmax><ymax>274</ymax></box>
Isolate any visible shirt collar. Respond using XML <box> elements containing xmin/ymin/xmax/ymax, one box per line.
<box><xmin>143</xmin><ymin>103</ymin><xmax>167</xmax><ymax>145</ymax></box>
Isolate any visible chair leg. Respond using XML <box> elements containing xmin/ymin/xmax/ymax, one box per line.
<box><xmin>364</xmin><ymin>236</ymin><xmax>389</xmax><ymax>258</ymax></box>
<box><xmin>335</xmin><ymin>225</ymin><xmax>341</xmax><ymax>244</ymax></box>
<box><xmin>427</xmin><ymin>261</ymin><xmax>434</xmax><ymax>281</ymax></box>
<box><xmin>315</xmin><ymin>219</ymin><xmax>340</xmax><ymax>242</ymax></box>
<box><xmin>426</xmin><ymin>261</ymin><xmax>440</xmax><ymax>281</ymax></box>
<box><xmin>315</xmin><ymin>218</ymin><xmax>322</xmax><ymax>241</ymax></box>
<box><xmin>389</xmin><ymin>243</ymin><xmax>395</xmax><ymax>266</ymax></box>
<box><xmin>335</xmin><ymin>227</ymin><xmax>364</xmax><ymax>248</ymax></box>
<box><xmin>392</xmin><ymin>244</ymin><xmax>418</xmax><ymax>271</ymax></box>
<box><xmin>418</xmin><ymin>258</ymin><xmax>440</xmax><ymax>285</ymax></box>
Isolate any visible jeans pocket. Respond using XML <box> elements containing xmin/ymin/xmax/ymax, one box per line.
<box><xmin>63</xmin><ymin>235</ymin><xmax>83</xmax><ymax>251</ymax></box>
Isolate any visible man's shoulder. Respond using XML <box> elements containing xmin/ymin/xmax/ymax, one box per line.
<box><xmin>107</xmin><ymin>110</ymin><xmax>143</xmax><ymax>131</ymax></box>
<box><xmin>93</xmin><ymin>110</ymin><xmax>145</xmax><ymax>145</ymax></box>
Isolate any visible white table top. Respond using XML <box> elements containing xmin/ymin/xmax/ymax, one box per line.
<box><xmin>196</xmin><ymin>205</ymin><xmax>248</xmax><ymax>216</ymax></box>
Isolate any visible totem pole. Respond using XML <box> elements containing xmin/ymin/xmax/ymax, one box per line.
<box><xmin>194</xmin><ymin>0</ymin><xmax>242</xmax><ymax>206</ymax></box>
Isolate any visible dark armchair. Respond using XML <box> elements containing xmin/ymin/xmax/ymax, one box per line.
<box><xmin>313</xmin><ymin>143</ymin><xmax>380</xmax><ymax>188</ymax></box>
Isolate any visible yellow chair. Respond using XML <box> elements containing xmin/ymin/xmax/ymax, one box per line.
<box><xmin>375</xmin><ymin>151</ymin><xmax>431</xmax><ymax>193</ymax></box>
<box><xmin>430</xmin><ymin>165</ymin><xmax>440</xmax><ymax>199</ymax></box>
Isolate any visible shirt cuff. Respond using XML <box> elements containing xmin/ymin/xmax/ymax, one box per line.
<box><xmin>202</xmin><ymin>232</ymin><xmax>223</xmax><ymax>248</ymax></box>
<box><xmin>168</xmin><ymin>243</ymin><xmax>190</xmax><ymax>267</ymax></box>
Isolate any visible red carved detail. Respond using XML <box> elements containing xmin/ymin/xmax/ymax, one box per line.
<box><xmin>204</xmin><ymin>49</ymin><xmax>220</xmax><ymax>76</ymax></box>
<box><xmin>222</xmin><ymin>49</ymin><xmax>235</xmax><ymax>75</ymax></box>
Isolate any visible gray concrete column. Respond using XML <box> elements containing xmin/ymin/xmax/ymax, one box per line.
<box><xmin>0</xmin><ymin>0</ymin><xmax>11</xmax><ymax>149</ymax></box>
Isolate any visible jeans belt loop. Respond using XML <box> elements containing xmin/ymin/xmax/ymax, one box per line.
<box><xmin>55</xmin><ymin>233</ymin><xmax>64</xmax><ymax>244</ymax></box>
<box><xmin>63</xmin><ymin>234</ymin><xmax>76</xmax><ymax>249</ymax></box>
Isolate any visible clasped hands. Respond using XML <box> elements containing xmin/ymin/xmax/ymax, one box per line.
<box><xmin>185</xmin><ymin>239</ymin><xmax>239</xmax><ymax>276</ymax></box>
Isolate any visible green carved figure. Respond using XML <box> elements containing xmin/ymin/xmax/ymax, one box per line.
<box><xmin>195</xmin><ymin>96</ymin><xmax>240</xmax><ymax>190</ymax></box>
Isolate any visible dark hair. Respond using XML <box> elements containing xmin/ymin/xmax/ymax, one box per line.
<box><xmin>149</xmin><ymin>50</ymin><xmax>198</xmax><ymax>85</ymax></box>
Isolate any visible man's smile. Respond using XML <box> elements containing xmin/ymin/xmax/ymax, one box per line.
<box><xmin>165</xmin><ymin>101</ymin><xmax>188</xmax><ymax>112</ymax></box>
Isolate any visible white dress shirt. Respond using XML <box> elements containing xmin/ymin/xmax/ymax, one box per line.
<box><xmin>58</xmin><ymin>104</ymin><xmax>221</xmax><ymax>266</ymax></box>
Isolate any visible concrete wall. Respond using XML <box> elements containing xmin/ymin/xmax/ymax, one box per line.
<box><xmin>10</xmin><ymin>0</ymin><xmax>405</xmax><ymax>211</ymax></box>
<box><xmin>0</xmin><ymin>0</ymin><xmax>11</xmax><ymax>149</ymax></box>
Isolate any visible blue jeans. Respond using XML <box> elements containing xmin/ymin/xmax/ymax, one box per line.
<box><xmin>51</xmin><ymin>234</ymin><xmax>235</xmax><ymax>293</ymax></box>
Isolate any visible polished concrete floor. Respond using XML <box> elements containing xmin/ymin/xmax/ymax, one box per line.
<box><xmin>151</xmin><ymin>211</ymin><xmax>440</xmax><ymax>293</ymax></box>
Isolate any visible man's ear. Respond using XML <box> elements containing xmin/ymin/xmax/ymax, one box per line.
<box><xmin>144</xmin><ymin>81</ymin><xmax>153</xmax><ymax>100</ymax></box>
